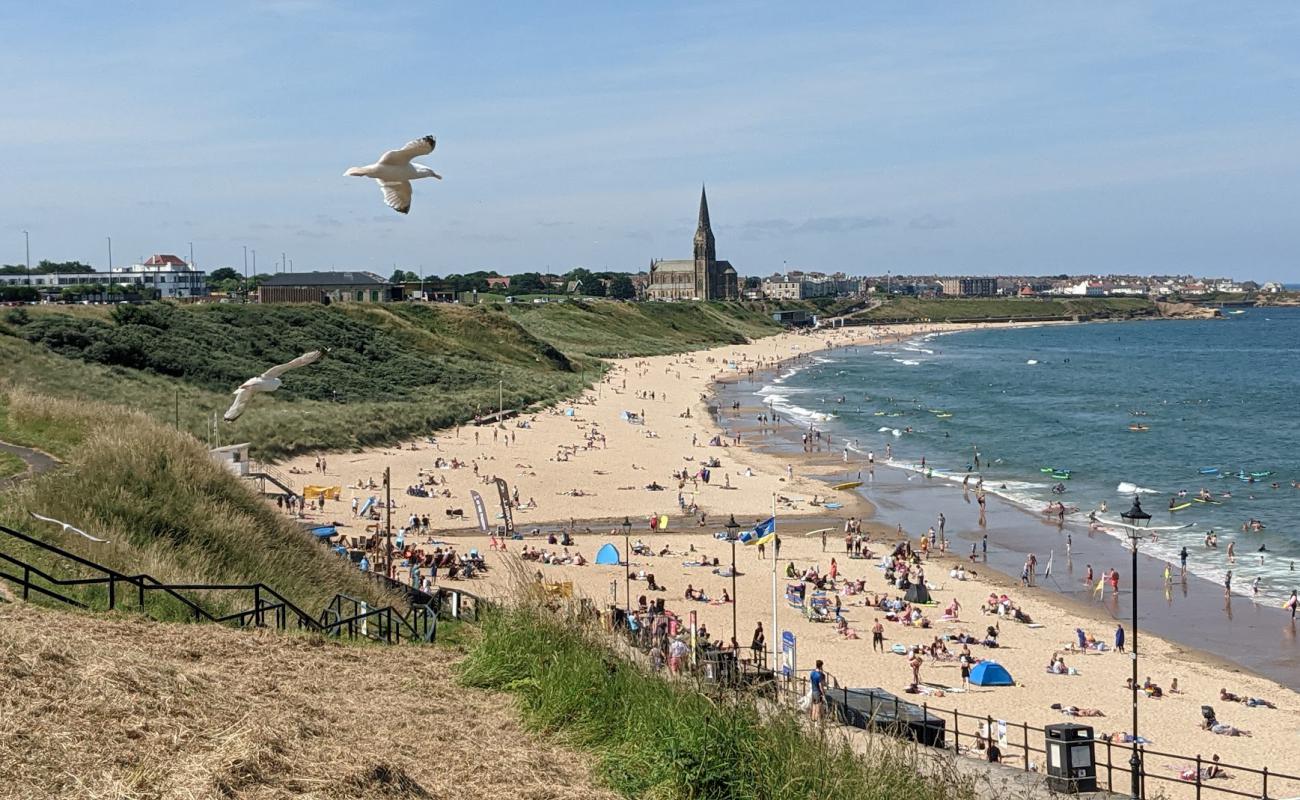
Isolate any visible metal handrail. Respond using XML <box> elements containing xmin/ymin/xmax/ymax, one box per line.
<box><xmin>0</xmin><ymin>521</ymin><xmax>439</xmax><ymax>645</ymax></box>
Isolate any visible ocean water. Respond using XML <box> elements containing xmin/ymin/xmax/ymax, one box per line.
<box><xmin>759</xmin><ymin>309</ymin><xmax>1300</xmax><ymax>601</ymax></box>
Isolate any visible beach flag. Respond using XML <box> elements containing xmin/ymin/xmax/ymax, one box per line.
<box><xmin>741</xmin><ymin>517</ymin><xmax>776</xmax><ymax>546</ymax></box>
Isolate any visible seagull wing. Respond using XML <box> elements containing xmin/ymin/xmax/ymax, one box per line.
<box><xmin>30</xmin><ymin>512</ymin><xmax>109</xmax><ymax>543</ymax></box>
<box><xmin>379</xmin><ymin>181</ymin><xmax>414</xmax><ymax>214</ymax></box>
<box><xmin>224</xmin><ymin>387</ymin><xmax>253</xmax><ymax>422</ymax></box>
<box><xmin>376</xmin><ymin>135</ymin><xmax>436</xmax><ymax>166</ymax></box>
<box><xmin>261</xmin><ymin>350</ymin><xmax>323</xmax><ymax>380</ymax></box>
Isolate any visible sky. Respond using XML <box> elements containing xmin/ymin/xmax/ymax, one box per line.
<box><xmin>4</xmin><ymin>2</ymin><xmax>1300</xmax><ymax>281</ymax></box>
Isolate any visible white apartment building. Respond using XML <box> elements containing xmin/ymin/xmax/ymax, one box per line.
<box><xmin>0</xmin><ymin>254</ymin><xmax>207</xmax><ymax>299</ymax></box>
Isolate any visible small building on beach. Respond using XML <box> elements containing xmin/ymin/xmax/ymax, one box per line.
<box><xmin>255</xmin><ymin>271</ymin><xmax>397</xmax><ymax>304</ymax></box>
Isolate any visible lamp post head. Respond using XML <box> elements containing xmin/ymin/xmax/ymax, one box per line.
<box><xmin>726</xmin><ymin>514</ymin><xmax>739</xmax><ymax>539</ymax></box>
<box><xmin>1120</xmin><ymin>497</ymin><xmax>1151</xmax><ymax>527</ymax></box>
<box><xmin>621</xmin><ymin>516</ymin><xmax>631</xmax><ymax>534</ymax></box>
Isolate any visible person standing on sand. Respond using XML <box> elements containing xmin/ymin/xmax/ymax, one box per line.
<box><xmin>871</xmin><ymin>618</ymin><xmax>884</xmax><ymax>652</ymax></box>
<box><xmin>751</xmin><ymin>622</ymin><xmax>765</xmax><ymax>656</ymax></box>
<box><xmin>981</xmin><ymin>534</ymin><xmax>988</xmax><ymax>561</ymax></box>
<box><xmin>908</xmin><ymin>650</ymin><xmax>924</xmax><ymax>686</ymax></box>
<box><xmin>1115</xmin><ymin>623</ymin><xmax>1125</xmax><ymax>653</ymax></box>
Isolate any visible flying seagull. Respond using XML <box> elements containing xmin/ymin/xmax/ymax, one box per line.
<box><xmin>224</xmin><ymin>350</ymin><xmax>323</xmax><ymax>422</ymax></box>
<box><xmin>30</xmin><ymin>512</ymin><xmax>109</xmax><ymax>543</ymax></box>
<box><xmin>344</xmin><ymin>134</ymin><xmax>441</xmax><ymax>214</ymax></box>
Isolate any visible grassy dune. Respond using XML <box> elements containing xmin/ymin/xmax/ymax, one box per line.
<box><xmin>0</xmin><ymin>390</ymin><xmax>400</xmax><ymax>618</ymax></box>
<box><xmin>0</xmin><ymin>602</ymin><xmax>615</xmax><ymax>800</ymax></box>
<box><xmin>460</xmin><ymin>596</ymin><xmax>974</xmax><ymax>800</ymax></box>
<box><xmin>0</xmin><ymin>300</ymin><xmax>782</xmax><ymax>459</ymax></box>
<box><xmin>851</xmin><ymin>296</ymin><xmax>1155</xmax><ymax>323</ymax></box>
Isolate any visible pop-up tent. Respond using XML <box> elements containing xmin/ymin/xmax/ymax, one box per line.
<box><xmin>595</xmin><ymin>543</ymin><xmax>621</xmax><ymax>565</ymax></box>
<box><xmin>969</xmin><ymin>660</ymin><xmax>1015</xmax><ymax>686</ymax></box>
<box><xmin>904</xmin><ymin>582</ymin><xmax>932</xmax><ymax>604</ymax></box>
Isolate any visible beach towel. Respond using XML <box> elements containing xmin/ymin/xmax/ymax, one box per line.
<box><xmin>890</xmin><ymin>643</ymin><xmax>908</xmax><ymax>655</ymax></box>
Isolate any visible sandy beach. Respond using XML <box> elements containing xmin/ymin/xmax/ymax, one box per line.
<box><xmin>282</xmin><ymin>321</ymin><xmax>1300</xmax><ymax>798</ymax></box>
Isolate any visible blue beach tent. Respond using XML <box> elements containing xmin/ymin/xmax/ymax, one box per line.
<box><xmin>969</xmin><ymin>661</ymin><xmax>1014</xmax><ymax>687</ymax></box>
<box><xmin>595</xmin><ymin>543</ymin><xmax>621</xmax><ymax>565</ymax></box>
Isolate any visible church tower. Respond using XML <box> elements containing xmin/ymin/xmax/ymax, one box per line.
<box><xmin>693</xmin><ymin>185</ymin><xmax>717</xmax><ymax>299</ymax></box>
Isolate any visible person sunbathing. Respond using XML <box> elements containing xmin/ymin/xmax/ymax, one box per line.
<box><xmin>835</xmin><ymin>618</ymin><xmax>860</xmax><ymax>639</ymax></box>
<box><xmin>1202</xmin><ymin>719</ymin><xmax>1251</xmax><ymax>736</ymax></box>
<box><xmin>1051</xmin><ymin>703</ymin><xmax>1104</xmax><ymax>717</ymax></box>
<box><xmin>1220</xmin><ymin>688</ymin><xmax>1275</xmax><ymax>708</ymax></box>
<box><xmin>1179</xmin><ymin>755</ymin><xmax>1224</xmax><ymax>781</ymax></box>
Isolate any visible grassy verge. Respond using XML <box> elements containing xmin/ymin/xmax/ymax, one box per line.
<box><xmin>0</xmin><ymin>389</ymin><xmax>400</xmax><ymax>621</ymax></box>
<box><xmin>459</xmin><ymin>598</ymin><xmax>972</xmax><ymax>800</ymax></box>
<box><xmin>850</xmin><ymin>296</ymin><xmax>1156</xmax><ymax>323</ymax></box>
<box><xmin>0</xmin><ymin>450</ymin><xmax>24</xmax><ymax>479</ymax></box>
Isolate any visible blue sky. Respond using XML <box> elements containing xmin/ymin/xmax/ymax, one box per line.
<box><xmin>4</xmin><ymin>2</ymin><xmax>1300</xmax><ymax>280</ymax></box>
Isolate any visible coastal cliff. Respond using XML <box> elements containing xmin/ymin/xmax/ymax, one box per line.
<box><xmin>1156</xmin><ymin>301</ymin><xmax>1221</xmax><ymax>319</ymax></box>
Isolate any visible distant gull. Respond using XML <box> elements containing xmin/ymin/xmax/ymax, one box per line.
<box><xmin>224</xmin><ymin>350</ymin><xmax>323</xmax><ymax>422</ymax></box>
<box><xmin>30</xmin><ymin>512</ymin><xmax>109</xmax><ymax>543</ymax></box>
<box><xmin>345</xmin><ymin>135</ymin><xmax>441</xmax><ymax>214</ymax></box>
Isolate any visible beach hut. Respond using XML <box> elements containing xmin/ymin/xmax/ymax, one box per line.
<box><xmin>968</xmin><ymin>661</ymin><xmax>1015</xmax><ymax>687</ymax></box>
<box><xmin>904</xmin><ymin>582</ymin><xmax>933</xmax><ymax>605</ymax></box>
<box><xmin>595</xmin><ymin>543</ymin><xmax>621</xmax><ymax>565</ymax></box>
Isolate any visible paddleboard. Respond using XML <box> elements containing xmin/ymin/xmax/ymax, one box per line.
<box><xmin>1169</xmin><ymin>503</ymin><xmax>1192</xmax><ymax>512</ymax></box>
<box><xmin>831</xmin><ymin>481</ymin><xmax>863</xmax><ymax>491</ymax></box>
<box><xmin>1193</xmin><ymin>498</ymin><xmax>1223</xmax><ymax>505</ymax></box>
<box><xmin>935</xmin><ymin>413</ymin><xmax>953</xmax><ymax>419</ymax></box>
<box><xmin>1198</xmin><ymin>467</ymin><xmax>1219</xmax><ymax>475</ymax></box>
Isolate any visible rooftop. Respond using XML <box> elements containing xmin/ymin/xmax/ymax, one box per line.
<box><xmin>260</xmin><ymin>271</ymin><xmax>389</xmax><ymax>287</ymax></box>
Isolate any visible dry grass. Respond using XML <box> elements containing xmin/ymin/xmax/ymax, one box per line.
<box><xmin>0</xmin><ymin>602</ymin><xmax>618</xmax><ymax>800</ymax></box>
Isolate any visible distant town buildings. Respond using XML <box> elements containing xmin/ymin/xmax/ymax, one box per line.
<box><xmin>760</xmin><ymin>271</ymin><xmax>864</xmax><ymax>300</ymax></box>
<box><xmin>255</xmin><ymin>271</ymin><xmax>395</xmax><ymax>304</ymax></box>
<box><xmin>939</xmin><ymin>277</ymin><xmax>997</xmax><ymax>297</ymax></box>
<box><xmin>646</xmin><ymin>187</ymin><xmax>739</xmax><ymax>301</ymax></box>
<box><xmin>0</xmin><ymin>254</ymin><xmax>206</xmax><ymax>299</ymax></box>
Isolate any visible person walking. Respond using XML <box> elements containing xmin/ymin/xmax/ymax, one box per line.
<box><xmin>871</xmin><ymin>618</ymin><xmax>884</xmax><ymax>652</ymax></box>
<box><xmin>809</xmin><ymin>660</ymin><xmax>826</xmax><ymax>721</ymax></box>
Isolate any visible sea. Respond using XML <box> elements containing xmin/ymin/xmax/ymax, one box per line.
<box><xmin>757</xmin><ymin>308</ymin><xmax>1300</xmax><ymax>603</ymax></box>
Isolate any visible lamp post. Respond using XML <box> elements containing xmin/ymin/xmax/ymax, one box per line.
<box><xmin>22</xmin><ymin>230</ymin><xmax>30</xmax><ymax>288</ymax></box>
<box><xmin>1119</xmin><ymin>496</ymin><xmax>1151</xmax><ymax>800</ymax></box>
<box><xmin>621</xmin><ymin>516</ymin><xmax>632</xmax><ymax>612</ymax></box>
<box><xmin>725</xmin><ymin>514</ymin><xmax>740</xmax><ymax>646</ymax></box>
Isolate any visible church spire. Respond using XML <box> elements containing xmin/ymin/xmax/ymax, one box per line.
<box><xmin>697</xmin><ymin>184</ymin><xmax>712</xmax><ymax>234</ymax></box>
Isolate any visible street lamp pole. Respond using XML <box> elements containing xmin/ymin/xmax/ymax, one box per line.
<box><xmin>22</xmin><ymin>230</ymin><xmax>30</xmax><ymax>288</ymax></box>
<box><xmin>726</xmin><ymin>514</ymin><xmax>740</xmax><ymax>647</ymax></box>
<box><xmin>621</xmin><ymin>516</ymin><xmax>632</xmax><ymax>613</ymax></box>
<box><xmin>1120</xmin><ymin>496</ymin><xmax>1150</xmax><ymax>800</ymax></box>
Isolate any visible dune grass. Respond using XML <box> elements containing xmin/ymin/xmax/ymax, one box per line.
<box><xmin>0</xmin><ymin>299</ymin><xmax>788</xmax><ymax>460</ymax></box>
<box><xmin>459</xmin><ymin>596</ymin><xmax>973</xmax><ymax>800</ymax></box>
<box><xmin>851</xmin><ymin>296</ymin><xmax>1156</xmax><ymax>323</ymax></box>
<box><xmin>0</xmin><ymin>450</ymin><xmax>23</xmax><ymax>479</ymax></box>
<box><xmin>0</xmin><ymin>389</ymin><xmax>400</xmax><ymax>621</ymax></box>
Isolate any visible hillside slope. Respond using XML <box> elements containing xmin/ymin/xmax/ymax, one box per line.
<box><xmin>0</xmin><ymin>300</ymin><xmax>783</xmax><ymax>459</ymax></box>
<box><xmin>0</xmin><ymin>602</ymin><xmax>615</xmax><ymax>800</ymax></box>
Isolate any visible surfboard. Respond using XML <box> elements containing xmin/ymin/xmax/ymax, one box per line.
<box><xmin>824</xmin><ymin>502</ymin><xmax>843</xmax><ymax>510</ymax></box>
<box><xmin>1193</xmin><ymin>498</ymin><xmax>1223</xmax><ymax>505</ymax></box>
<box><xmin>832</xmin><ymin>481</ymin><xmax>863</xmax><ymax>491</ymax></box>
<box><xmin>658</xmin><ymin>514</ymin><xmax>669</xmax><ymax>530</ymax></box>
<box><xmin>1169</xmin><ymin>502</ymin><xmax>1192</xmax><ymax>512</ymax></box>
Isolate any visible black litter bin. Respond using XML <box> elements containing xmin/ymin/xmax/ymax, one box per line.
<box><xmin>1045</xmin><ymin>723</ymin><xmax>1097</xmax><ymax>793</ymax></box>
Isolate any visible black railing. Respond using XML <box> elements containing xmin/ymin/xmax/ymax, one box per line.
<box><xmin>605</xmin><ymin>607</ymin><xmax>1298</xmax><ymax>800</ymax></box>
<box><xmin>771</xmin><ymin>672</ymin><xmax>1299</xmax><ymax>800</ymax></box>
<box><xmin>0</xmin><ymin>521</ymin><xmax>452</xmax><ymax>646</ymax></box>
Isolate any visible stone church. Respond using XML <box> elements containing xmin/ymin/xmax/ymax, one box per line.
<box><xmin>646</xmin><ymin>187</ymin><xmax>739</xmax><ymax>301</ymax></box>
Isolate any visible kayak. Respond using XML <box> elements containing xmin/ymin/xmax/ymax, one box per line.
<box><xmin>1050</xmin><ymin>472</ymin><xmax>1071</xmax><ymax>480</ymax></box>
<box><xmin>831</xmin><ymin>481</ymin><xmax>863</xmax><ymax>491</ymax></box>
<box><xmin>1250</xmin><ymin>471</ymin><xmax>1273</xmax><ymax>478</ymax></box>
<box><xmin>935</xmin><ymin>413</ymin><xmax>953</xmax><ymax>419</ymax></box>
<box><xmin>1128</xmin><ymin>424</ymin><xmax>1150</xmax><ymax>432</ymax></box>
<box><xmin>1169</xmin><ymin>502</ymin><xmax>1192</xmax><ymax>512</ymax></box>
<box><xmin>1041</xmin><ymin>467</ymin><xmax>1071</xmax><ymax>475</ymax></box>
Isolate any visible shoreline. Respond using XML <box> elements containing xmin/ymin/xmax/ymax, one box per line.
<box><xmin>711</xmin><ymin>324</ymin><xmax>1300</xmax><ymax>689</ymax></box>
<box><xmin>277</xmin><ymin>318</ymin><xmax>1300</xmax><ymax>798</ymax></box>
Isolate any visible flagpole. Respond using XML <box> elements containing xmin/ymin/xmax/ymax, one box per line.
<box><xmin>771</xmin><ymin>491</ymin><xmax>779</xmax><ymax>672</ymax></box>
